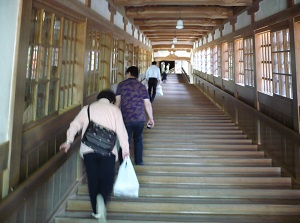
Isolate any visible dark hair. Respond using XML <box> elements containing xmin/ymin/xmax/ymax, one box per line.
<box><xmin>96</xmin><ymin>89</ymin><xmax>116</xmax><ymax>104</ymax></box>
<box><xmin>126</xmin><ymin>66</ymin><xmax>139</xmax><ymax>78</ymax></box>
<box><xmin>152</xmin><ymin>61</ymin><xmax>157</xmax><ymax>65</ymax></box>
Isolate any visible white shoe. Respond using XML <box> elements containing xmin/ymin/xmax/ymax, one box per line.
<box><xmin>91</xmin><ymin>213</ymin><xmax>101</xmax><ymax>219</ymax></box>
<box><xmin>96</xmin><ymin>194</ymin><xmax>107</xmax><ymax>223</ymax></box>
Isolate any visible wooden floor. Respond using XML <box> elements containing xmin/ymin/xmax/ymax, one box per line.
<box><xmin>55</xmin><ymin>74</ymin><xmax>300</xmax><ymax>223</ymax></box>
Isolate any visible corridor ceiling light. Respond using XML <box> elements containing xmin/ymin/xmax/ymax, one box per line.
<box><xmin>171</xmin><ymin>44</ymin><xmax>175</xmax><ymax>48</ymax></box>
<box><xmin>173</xmin><ymin>37</ymin><xmax>177</xmax><ymax>43</ymax></box>
<box><xmin>176</xmin><ymin>19</ymin><xmax>184</xmax><ymax>29</ymax></box>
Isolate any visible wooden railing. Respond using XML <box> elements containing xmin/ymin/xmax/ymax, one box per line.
<box><xmin>181</xmin><ymin>68</ymin><xmax>190</xmax><ymax>83</ymax></box>
<box><xmin>193</xmin><ymin>75</ymin><xmax>300</xmax><ymax>185</ymax></box>
<box><xmin>0</xmin><ymin>138</ymin><xmax>82</xmax><ymax>222</ymax></box>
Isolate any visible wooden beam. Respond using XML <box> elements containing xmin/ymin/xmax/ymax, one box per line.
<box><xmin>113</xmin><ymin>0</ymin><xmax>252</xmax><ymax>7</ymax></box>
<box><xmin>145</xmin><ymin>32</ymin><xmax>206</xmax><ymax>36</ymax></box>
<box><xmin>152</xmin><ymin>44</ymin><xmax>193</xmax><ymax>49</ymax></box>
<box><xmin>134</xmin><ymin>18</ymin><xmax>223</xmax><ymax>26</ymax></box>
<box><xmin>139</xmin><ymin>26</ymin><xmax>213</xmax><ymax>32</ymax></box>
<box><xmin>125</xmin><ymin>6</ymin><xmax>233</xmax><ymax>19</ymax></box>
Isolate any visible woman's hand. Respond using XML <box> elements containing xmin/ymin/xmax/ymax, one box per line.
<box><xmin>59</xmin><ymin>142</ymin><xmax>71</xmax><ymax>153</ymax></box>
<box><xmin>122</xmin><ymin>149</ymin><xmax>130</xmax><ymax>160</ymax></box>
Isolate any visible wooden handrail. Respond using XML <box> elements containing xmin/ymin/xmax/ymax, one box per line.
<box><xmin>0</xmin><ymin>138</ymin><xmax>80</xmax><ymax>221</ymax></box>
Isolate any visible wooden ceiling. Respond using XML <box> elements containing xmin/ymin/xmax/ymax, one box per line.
<box><xmin>112</xmin><ymin>0</ymin><xmax>253</xmax><ymax>51</ymax></box>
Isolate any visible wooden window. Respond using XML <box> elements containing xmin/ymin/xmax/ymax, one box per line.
<box><xmin>24</xmin><ymin>9</ymin><xmax>62</xmax><ymax>124</ymax></box>
<box><xmin>86</xmin><ymin>30</ymin><xmax>102</xmax><ymax>96</ymax></box>
<box><xmin>111</xmin><ymin>38</ymin><xmax>118</xmax><ymax>84</ymax></box>
<box><xmin>256</xmin><ymin>28</ymin><xmax>291</xmax><ymax>98</ymax></box>
<box><xmin>271</xmin><ymin>28</ymin><xmax>292</xmax><ymax>98</ymax></box>
<box><xmin>223</xmin><ymin>42</ymin><xmax>234</xmax><ymax>80</ymax></box>
<box><xmin>257</xmin><ymin>31</ymin><xmax>273</xmax><ymax>95</ymax></box>
<box><xmin>213</xmin><ymin>45</ymin><xmax>221</xmax><ymax>77</ymax></box>
<box><xmin>59</xmin><ymin>19</ymin><xmax>78</xmax><ymax>110</ymax></box>
<box><xmin>206</xmin><ymin>47</ymin><xmax>212</xmax><ymax>75</ymax></box>
<box><xmin>235</xmin><ymin>38</ymin><xmax>244</xmax><ymax>85</ymax></box>
<box><xmin>244</xmin><ymin>37</ymin><xmax>255</xmax><ymax>87</ymax></box>
<box><xmin>201</xmin><ymin>49</ymin><xmax>206</xmax><ymax>73</ymax></box>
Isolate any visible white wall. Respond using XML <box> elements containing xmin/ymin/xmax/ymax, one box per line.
<box><xmin>207</xmin><ymin>33</ymin><xmax>213</xmax><ymax>42</ymax></box>
<box><xmin>126</xmin><ymin>22</ymin><xmax>133</xmax><ymax>35</ymax></box>
<box><xmin>91</xmin><ymin>0</ymin><xmax>110</xmax><ymax>21</ymax></box>
<box><xmin>0</xmin><ymin>0</ymin><xmax>20</xmax><ymax>143</ymax></box>
<box><xmin>223</xmin><ymin>22</ymin><xmax>233</xmax><ymax>36</ymax></box>
<box><xmin>214</xmin><ymin>29</ymin><xmax>221</xmax><ymax>40</ymax></box>
<box><xmin>236</xmin><ymin>10</ymin><xmax>252</xmax><ymax>30</ymax></box>
<box><xmin>255</xmin><ymin>0</ymin><xmax>288</xmax><ymax>21</ymax></box>
<box><xmin>114</xmin><ymin>11</ymin><xmax>123</xmax><ymax>29</ymax></box>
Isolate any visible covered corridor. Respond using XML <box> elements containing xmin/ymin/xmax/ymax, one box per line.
<box><xmin>53</xmin><ymin>74</ymin><xmax>300</xmax><ymax>223</ymax></box>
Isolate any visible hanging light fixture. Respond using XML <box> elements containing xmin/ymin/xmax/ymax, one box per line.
<box><xmin>173</xmin><ymin>36</ymin><xmax>177</xmax><ymax>43</ymax></box>
<box><xmin>176</xmin><ymin>10</ymin><xmax>184</xmax><ymax>29</ymax></box>
<box><xmin>171</xmin><ymin>44</ymin><xmax>175</xmax><ymax>48</ymax></box>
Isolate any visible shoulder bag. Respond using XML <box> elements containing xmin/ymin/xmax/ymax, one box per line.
<box><xmin>81</xmin><ymin>105</ymin><xmax>117</xmax><ymax>156</ymax></box>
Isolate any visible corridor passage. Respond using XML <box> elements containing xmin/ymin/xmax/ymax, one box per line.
<box><xmin>55</xmin><ymin>74</ymin><xmax>300</xmax><ymax>223</ymax></box>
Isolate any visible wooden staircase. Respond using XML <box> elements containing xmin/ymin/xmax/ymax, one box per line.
<box><xmin>54</xmin><ymin>74</ymin><xmax>300</xmax><ymax>223</ymax></box>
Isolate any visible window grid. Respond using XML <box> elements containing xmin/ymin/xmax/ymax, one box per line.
<box><xmin>206</xmin><ymin>47</ymin><xmax>212</xmax><ymax>75</ymax></box>
<box><xmin>236</xmin><ymin>39</ymin><xmax>244</xmax><ymax>85</ymax></box>
<box><xmin>86</xmin><ymin>30</ymin><xmax>102</xmax><ymax>96</ymax></box>
<box><xmin>244</xmin><ymin>38</ymin><xmax>255</xmax><ymax>87</ymax></box>
<box><xmin>271</xmin><ymin>29</ymin><xmax>292</xmax><ymax>98</ymax></box>
<box><xmin>222</xmin><ymin>42</ymin><xmax>229</xmax><ymax>80</ymax></box>
<box><xmin>201</xmin><ymin>49</ymin><xmax>206</xmax><ymax>73</ymax></box>
<box><xmin>111</xmin><ymin>38</ymin><xmax>118</xmax><ymax>84</ymax></box>
<box><xmin>213</xmin><ymin>45</ymin><xmax>221</xmax><ymax>77</ymax></box>
<box><xmin>228</xmin><ymin>42</ymin><xmax>234</xmax><ymax>80</ymax></box>
<box><xmin>24</xmin><ymin>9</ymin><xmax>62</xmax><ymax>124</ymax></box>
<box><xmin>258</xmin><ymin>31</ymin><xmax>273</xmax><ymax>95</ymax></box>
<box><xmin>59</xmin><ymin>19</ymin><xmax>77</xmax><ymax>110</ymax></box>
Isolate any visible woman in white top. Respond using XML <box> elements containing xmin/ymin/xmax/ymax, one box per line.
<box><xmin>59</xmin><ymin>89</ymin><xmax>129</xmax><ymax>221</ymax></box>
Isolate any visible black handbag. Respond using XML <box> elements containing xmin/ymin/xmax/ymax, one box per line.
<box><xmin>81</xmin><ymin>105</ymin><xmax>117</xmax><ymax>156</ymax></box>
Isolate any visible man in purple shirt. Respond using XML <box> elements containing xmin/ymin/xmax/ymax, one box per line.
<box><xmin>116</xmin><ymin>66</ymin><xmax>154</xmax><ymax>165</ymax></box>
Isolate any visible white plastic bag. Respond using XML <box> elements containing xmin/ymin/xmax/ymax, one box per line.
<box><xmin>156</xmin><ymin>84</ymin><xmax>163</xmax><ymax>96</ymax></box>
<box><xmin>113</xmin><ymin>157</ymin><xmax>139</xmax><ymax>197</ymax></box>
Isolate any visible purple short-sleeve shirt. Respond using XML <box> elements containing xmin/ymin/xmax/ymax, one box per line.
<box><xmin>116</xmin><ymin>78</ymin><xmax>149</xmax><ymax>122</ymax></box>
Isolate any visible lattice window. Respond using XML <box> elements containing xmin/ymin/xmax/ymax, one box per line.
<box><xmin>201</xmin><ymin>49</ymin><xmax>206</xmax><ymax>73</ymax></box>
<box><xmin>59</xmin><ymin>19</ymin><xmax>77</xmax><ymax>110</ymax></box>
<box><xmin>206</xmin><ymin>47</ymin><xmax>212</xmax><ymax>75</ymax></box>
<box><xmin>257</xmin><ymin>31</ymin><xmax>273</xmax><ymax>95</ymax></box>
<box><xmin>213</xmin><ymin>45</ymin><xmax>221</xmax><ymax>77</ymax></box>
<box><xmin>86</xmin><ymin>30</ymin><xmax>102</xmax><ymax>96</ymax></box>
<box><xmin>236</xmin><ymin>38</ymin><xmax>244</xmax><ymax>85</ymax></box>
<box><xmin>111</xmin><ymin>38</ymin><xmax>118</xmax><ymax>84</ymax></box>
<box><xmin>24</xmin><ymin>9</ymin><xmax>63</xmax><ymax>124</ymax></box>
<box><xmin>271</xmin><ymin>28</ymin><xmax>292</xmax><ymax>98</ymax></box>
<box><xmin>244</xmin><ymin>37</ymin><xmax>255</xmax><ymax>87</ymax></box>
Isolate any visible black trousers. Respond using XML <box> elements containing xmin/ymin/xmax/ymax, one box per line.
<box><xmin>148</xmin><ymin>78</ymin><xmax>158</xmax><ymax>102</ymax></box>
<box><xmin>83</xmin><ymin>153</ymin><xmax>115</xmax><ymax>214</ymax></box>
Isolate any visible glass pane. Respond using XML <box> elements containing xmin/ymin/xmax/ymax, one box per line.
<box><xmin>41</xmin><ymin>11</ymin><xmax>52</xmax><ymax>44</ymax></box>
<box><xmin>50</xmin><ymin>48</ymin><xmax>59</xmax><ymax>78</ymax></box>
<box><xmin>48</xmin><ymin>80</ymin><xmax>57</xmax><ymax>114</ymax></box>
<box><xmin>38</xmin><ymin>46</ymin><xmax>49</xmax><ymax>79</ymax></box>
<box><xmin>23</xmin><ymin>84</ymin><xmax>34</xmax><ymax>124</ymax></box>
<box><xmin>36</xmin><ymin>84</ymin><xmax>47</xmax><ymax>119</ymax></box>
<box><xmin>30</xmin><ymin>9</ymin><xmax>42</xmax><ymax>44</ymax></box>
<box><xmin>53</xmin><ymin>16</ymin><xmax>61</xmax><ymax>46</ymax></box>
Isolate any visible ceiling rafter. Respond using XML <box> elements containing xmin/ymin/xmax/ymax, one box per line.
<box><xmin>111</xmin><ymin>0</ymin><xmax>252</xmax><ymax>51</ymax></box>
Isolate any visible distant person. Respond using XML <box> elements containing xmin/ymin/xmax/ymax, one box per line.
<box><xmin>161</xmin><ymin>70</ymin><xmax>168</xmax><ymax>83</ymax></box>
<box><xmin>59</xmin><ymin>90</ymin><xmax>129</xmax><ymax>222</ymax></box>
<box><xmin>146</xmin><ymin>61</ymin><xmax>161</xmax><ymax>103</ymax></box>
<box><xmin>116</xmin><ymin>66</ymin><xmax>154</xmax><ymax>165</ymax></box>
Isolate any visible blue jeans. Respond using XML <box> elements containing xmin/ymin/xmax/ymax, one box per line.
<box><xmin>125</xmin><ymin>121</ymin><xmax>145</xmax><ymax>164</ymax></box>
